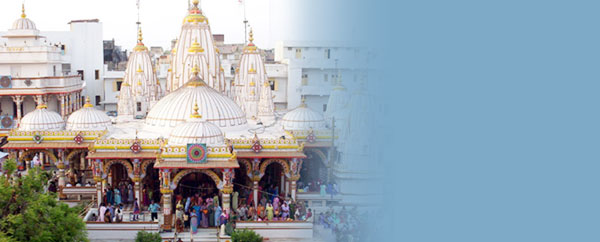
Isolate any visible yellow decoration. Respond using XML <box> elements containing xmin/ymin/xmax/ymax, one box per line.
<box><xmin>188</xmin><ymin>40</ymin><xmax>205</xmax><ymax>53</ymax></box>
<box><xmin>190</xmin><ymin>102</ymin><xmax>202</xmax><ymax>119</ymax></box>
<box><xmin>83</xmin><ymin>97</ymin><xmax>93</xmax><ymax>108</ymax></box>
<box><xmin>36</xmin><ymin>103</ymin><xmax>47</xmax><ymax>109</ymax></box>
<box><xmin>21</xmin><ymin>4</ymin><xmax>26</xmax><ymax>18</ymax></box>
<box><xmin>136</xmin><ymin>64</ymin><xmax>143</xmax><ymax>73</ymax></box>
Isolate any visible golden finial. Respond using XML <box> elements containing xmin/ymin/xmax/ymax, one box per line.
<box><xmin>190</xmin><ymin>102</ymin><xmax>202</xmax><ymax>119</ymax></box>
<box><xmin>191</xmin><ymin>64</ymin><xmax>200</xmax><ymax>75</ymax></box>
<box><xmin>188</xmin><ymin>39</ymin><xmax>204</xmax><ymax>53</ymax></box>
<box><xmin>137</xmin><ymin>27</ymin><xmax>143</xmax><ymax>42</ymax></box>
<box><xmin>84</xmin><ymin>97</ymin><xmax>93</xmax><ymax>108</ymax></box>
<box><xmin>193</xmin><ymin>0</ymin><xmax>200</xmax><ymax>7</ymax></box>
<box><xmin>21</xmin><ymin>4</ymin><xmax>26</xmax><ymax>18</ymax></box>
<box><xmin>136</xmin><ymin>64</ymin><xmax>143</xmax><ymax>73</ymax></box>
<box><xmin>36</xmin><ymin>103</ymin><xmax>47</xmax><ymax>109</ymax></box>
<box><xmin>248</xmin><ymin>64</ymin><xmax>256</xmax><ymax>74</ymax></box>
<box><xmin>300</xmin><ymin>96</ymin><xmax>307</xmax><ymax>108</ymax></box>
<box><xmin>249</xmin><ymin>28</ymin><xmax>254</xmax><ymax>43</ymax></box>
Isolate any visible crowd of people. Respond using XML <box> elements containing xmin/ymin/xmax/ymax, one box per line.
<box><xmin>317</xmin><ymin>206</ymin><xmax>365</xmax><ymax>242</ymax></box>
<box><xmin>296</xmin><ymin>180</ymin><xmax>339</xmax><ymax>197</ymax></box>
<box><xmin>173</xmin><ymin>194</ymin><xmax>226</xmax><ymax>234</ymax></box>
<box><xmin>102</xmin><ymin>181</ymin><xmax>135</xmax><ymax>206</ymax></box>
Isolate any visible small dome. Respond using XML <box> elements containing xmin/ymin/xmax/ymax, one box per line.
<box><xmin>146</xmin><ymin>67</ymin><xmax>247</xmax><ymax>129</ymax></box>
<box><xmin>281</xmin><ymin>101</ymin><xmax>326</xmax><ymax>131</ymax></box>
<box><xmin>19</xmin><ymin>104</ymin><xmax>64</xmax><ymax>131</ymax></box>
<box><xmin>169</xmin><ymin>103</ymin><xmax>224</xmax><ymax>146</ymax></box>
<box><xmin>66</xmin><ymin>98</ymin><xmax>111</xmax><ymax>131</ymax></box>
<box><xmin>12</xmin><ymin>5</ymin><xmax>36</xmax><ymax>30</ymax></box>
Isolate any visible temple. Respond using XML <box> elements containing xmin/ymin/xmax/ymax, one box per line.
<box><xmin>0</xmin><ymin>1</ymin><xmax>369</xmax><ymax>241</ymax></box>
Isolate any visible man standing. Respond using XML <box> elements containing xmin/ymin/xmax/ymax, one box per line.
<box><xmin>149</xmin><ymin>201</ymin><xmax>161</xmax><ymax>222</ymax></box>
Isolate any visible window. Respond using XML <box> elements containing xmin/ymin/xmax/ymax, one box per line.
<box><xmin>53</xmin><ymin>66</ymin><xmax>56</xmax><ymax>76</ymax></box>
<box><xmin>116</xmin><ymin>80</ymin><xmax>123</xmax><ymax>91</ymax></box>
<box><xmin>324</xmin><ymin>74</ymin><xmax>328</xmax><ymax>82</ymax></box>
<box><xmin>268</xmin><ymin>79</ymin><xmax>276</xmax><ymax>91</ymax></box>
<box><xmin>301</xmin><ymin>74</ymin><xmax>308</xmax><ymax>86</ymax></box>
<box><xmin>230</xmin><ymin>66</ymin><xmax>235</xmax><ymax>75</ymax></box>
<box><xmin>325</xmin><ymin>49</ymin><xmax>330</xmax><ymax>59</ymax></box>
<box><xmin>287</xmin><ymin>47</ymin><xmax>292</xmax><ymax>51</ymax></box>
<box><xmin>77</xmin><ymin>70</ymin><xmax>84</xmax><ymax>80</ymax></box>
<box><xmin>323</xmin><ymin>104</ymin><xmax>327</xmax><ymax>112</ymax></box>
<box><xmin>136</xmin><ymin>102</ymin><xmax>142</xmax><ymax>112</ymax></box>
<box><xmin>295</xmin><ymin>48</ymin><xmax>302</xmax><ymax>59</ymax></box>
<box><xmin>95</xmin><ymin>70</ymin><xmax>100</xmax><ymax>80</ymax></box>
<box><xmin>95</xmin><ymin>95</ymin><xmax>101</xmax><ymax>105</ymax></box>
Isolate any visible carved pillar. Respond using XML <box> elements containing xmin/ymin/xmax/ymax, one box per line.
<box><xmin>132</xmin><ymin>159</ymin><xmax>141</xmax><ymax>203</ymax></box>
<box><xmin>221</xmin><ymin>168</ymin><xmax>234</xmax><ymax>213</ymax></box>
<box><xmin>289</xmin><ymin>158</ymin><xmax>303</xmax><ymax>201</ymax></box>
<box><xmin>34</xmin><ymin>95</ymin><xmax>43</xmax><ymax>106</ymax></box>
<box><xmin>252</xmin><ymin>158</ymin><xmax>261</xmax><ymax>209</ymax></box>
<box><xmin>11</xmin><ymin>95</ymin><xmax>24</xmax><ymax>123</ymax></box>
<box><xmin>59</xmin><ymin>94</ymin><xmax>65</xmax><ymax>118</ymax></box>
<box><xmin>93</xmin><ymin>159</ymin><xmax>103</xmax><ymax>207</ymax></box>
<box><xmin>57</xmin><ymin>149</ymin><xmax>66</xmax><ymax>199</ymax></box>
<box><xmin>160</xmin><ymin>169</ymin><xmax>172</xmax><ymax>230</ymax></box>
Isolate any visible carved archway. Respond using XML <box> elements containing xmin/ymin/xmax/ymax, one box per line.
<box><xmin>66</xmin><ymin>149</ymin><xmax>86</xmax><ymax>162</ymax></box>
<box><xmin>20</xmin><ymin>149</ymin><xmax>58</xmax><ymax>163</ymax></box>
<box><xmin>140</xmin><ymin>159</ymin><xmax>154</xmax><ymax>178</ymax></box>
<box><xmin>259</xmin><ymin>159</ymin><xmax>291</xmax><ymax>178</ymax></box>
<box><xmin>103</xmin><ymin>159</ymin><xmax>134</xmax><ymax>179</ymax></box>
<box><xmin>306</xmin><ymin>149</ymin><xmax>328</xmax><ymax>166</ymax></box>
<box><xmin>238</xmin><ymin>159</ymin><xmax>253</xmax><ymax>178</ymax></box>
<box><xmin>172</xmin><ymin>169</ymin><xmax>223</xmax><ymax>190</ymax></box>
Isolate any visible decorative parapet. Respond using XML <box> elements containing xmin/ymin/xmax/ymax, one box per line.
<box><xmin>92</xmin><ymin>138</ymin><xmax>163</xmax><ymax>151</ymax></box>
<box><xmin>7</xmin><ymin>130</ymin><xmax>107</xmax><ymax>142</ymax></box>
<box><xmin>229</xmin><ymin>137</ymin><xmax>300</xmax><ymax>151</ymax></box>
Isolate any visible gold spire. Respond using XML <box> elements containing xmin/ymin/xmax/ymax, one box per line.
<box><xmin>187</xmin><ymin>64</ymin><xmax>205</xmax><ymax>87</ymax></box>
<box><xmin>137</xmin><ymin>27</ymin><xmax>143</xmax><ymax>43</ymax></box>
<box><xmin>136</xmin><ymin>64</ymin><xmax>143</xmax><ymax>73</ymax></box>
<box><xmin>21</xmin><ymin>4</ymin><xmax>26</xmax><ymax>18</ymax></box>
<box><xmin>190</xmin><ymin>102</ymin><xmax>202</xmax><ymax>119</ymax></box>
<box><xmin>299</xmin><ymin>96</ymin><xmax>307</xmax><ymax>108</ymax></box>
<box><xmin>84</xmin><ymin>97</ymin><xmax>93</xmax><ymax>108</ymax></box>
<box><xmin>249</xmin><ymin>28</ymin><xmax>254</xmax><ymax>43</ymax></box>
<box><xmin>188</xmin><ymin>39</ymin><xmax>205</xmax><ymax>53</ymax></box>
<box><xmin>244</xmin><ymin>29</ymin><xmax>257</xmax><ymax>51</ymax></box>
<box><xmin>248</xmin><ymin>64</ymin><xmax>256</xmax><ymax>74</ymax></box>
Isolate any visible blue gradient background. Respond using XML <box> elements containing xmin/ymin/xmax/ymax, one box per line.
<box><xmin>303</xmin><ymin>0</ymin><xmax>600</xmax><ymax>241</ymax></box>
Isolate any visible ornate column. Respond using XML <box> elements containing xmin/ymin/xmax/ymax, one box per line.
<box><xmin>11</xmin><ymin>95</ymin><xmax>24</xmax><ymax>123</ymax></box>
<box><xmin>289</xmin><ymin>158</ymin><xmax>303</xmax><ymax>201</ymax></box>
<box><xmin>59</xmin><ymin>94</ymin><xmax>65</xmax><ymax>118</ymax></box>
<box><xmin>92</xmin><ymin>159</ymin><xmax>103</xmax><ymax>207</ymax></box>
<box><xmin>252</xmin><ymin>158</ymin><xmax>260</xmax><ymax>209</ymax></box>
<box><xmin>159</xmin><ymin>169</ymin><xmax>172</xmax><ymax>230</ymax></box>
<box><xmin>221</xmin><ymin>168</ymin><xmax>234</xmax><ymax>213</ymax></box>
<box><xmin>57</xmin><ymin>149</ymin><xmax>66</xmax><ymax>199</ymax></box>
<box><xmin>33</xmin><ymin>95</ymin><xmax>43</xmax><ymax>105</ymax></box>
<box><xmin>132</xmin><ymin>159</ymin><xmax>142</xmax><ymax>203</ymax></box>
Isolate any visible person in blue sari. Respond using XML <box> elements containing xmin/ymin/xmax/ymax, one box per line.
<box><xmin>114</xmin><ymin>188</ymin><xmax>121</xmax><ymax>205</ymax></box>
<box><xmin>192</xmin><ymin>201</ymin><xmax>202</xmax><ymax>230</ymax></box>
<box><xmin>190</xmin><ymin>208</ymin><xmax>198</xmax><ymax>234</ymax></box>
<box><xmin>106</xmin><ymin>188</ymin><xmax>113</xmax><ymax>205</ymax></box>
<box><xmin>214</xmin><ymin>204</ymin><xmax>222</xmax><ymax>227</ymax></box>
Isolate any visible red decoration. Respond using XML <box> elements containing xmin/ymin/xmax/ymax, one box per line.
<box><xmin>74</xmin><ymin>133</ymin><xmax>84</xmax><ymax>144</ymax></box>
<box><xmin>251</xmin><ymin>141</ymin><xmax>262</xmax><ymax>153</ymax></box>
<box><xmin>130</xmin><ymin>141</ymin><xmax>142</xmax><ymax>154</ymax></box>
<box><xmin>306</xmin><ymin>132</ymin><xmax>316</xmax><ymax>143</ymax></box>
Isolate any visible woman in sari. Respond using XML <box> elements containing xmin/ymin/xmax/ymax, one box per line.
<box><xmin>281</xmin><ymin>202</ymin><xmax>290</xmax><ymax>219</ymax></box>
<box><xmin>192</xmin><ymin>201</ymin><xmax>202</xmax><ymax>229</ymax></box>
<box><xmin>132</xmin><ymin>199</ymin><xmax>140</xmax><ymax>221</ymax></box>
<box><xmin>266</xmin><ymin>203</ymin><xmax>274</xmax><ymax>221</ymax></box>
<box><xmin>97</xmin><ymin>203</ymin><xmax>106</xmax><ymax>222</ymax></box>
<box><xmin>200</xmin><ymin>202</ymin><xmax>209</xmax><ymax>228</ymax></box>
<box><xmin>214</xmin><ymin>204</ymin><xmax>222</xmax><ymax>227</ymax></box>
<box><xmin>114</xmin><ymin>188</ymin><xmax>121</xmax><ymax>205</ymax></box>
<box><xmin>190</xmin><ymin>208</ymin><xmax>198</xmax><ymax>234</ymax></box>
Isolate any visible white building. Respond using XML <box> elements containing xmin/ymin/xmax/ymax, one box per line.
<box><xmin>0</xmin><ymin>4</ymin><xmax>84</xmax><ymax>133</ymax></box>
<box><xmin>274</xmin><ymin>41</ymin><xmax>367</xmax><ymax>113</ymax></box>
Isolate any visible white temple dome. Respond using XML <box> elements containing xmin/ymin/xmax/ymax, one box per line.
<box><xmin>66</xmin><ymin>98</ymin><xmax>111</xmax><ymax>131</ymax></box>
<box><xmin>168</xmin><ymin>103</ymin><xmax>224</xmax><ymax>146</ymax></box>
<box><xmin>146</xmin><ymin>68</ymin><xmax>247</xmax><ymax>129</ymax></box>
<box><xmin>12</xmin><ymin>5</ymin><xmax>36</xmax><ymax>30</ymax></box>
<box><xmin>281</xmin><ymin>101</ymin><xmax>326</xmax><ymax>131</ymax></box>
<box><xmin>19</xmin><ymin>104</ymin><xmax>64</xmax><ymax>131</ymax></box>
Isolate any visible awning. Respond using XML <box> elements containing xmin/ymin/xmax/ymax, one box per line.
<box><xmin>86</xmin><ymin>151</ymin><xmax>158</xmax><ymax>159</ymax></box>
<box><xmin>2</xmin><ymin>142</ymin><xmax>90</xmax><ymax>149</ymax></box>
<box><xmin>153</xmin><ymin>160</ymin><xmax>239</xmax><ymax>169</ymax></box>
<box><xmin>236</xmin><ymin>151</ymin><xmax>307</xmax><ymax>159</ymax></box>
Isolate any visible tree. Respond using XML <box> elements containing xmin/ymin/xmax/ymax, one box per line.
<box><xmin>0</xmin><ymin>159</ymin><xmax>88</xmax><ymax>242</ymax></box>
<box><xmin>231</xmin><ymin>229</ymin><xmax>263</xmax><ymax>242</ymax></box>
<box><xmin>134</xmin><ymin>230</ymin><xmax>161</xmax><ymax>242</ymax></box>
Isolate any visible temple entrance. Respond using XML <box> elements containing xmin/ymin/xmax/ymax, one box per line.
<box><xmin>143</xmin><ymin>162</ymin><xmax>160</xmax><ymax>205</ymax></box>
<box><xmin>259</xmin><ymin>163</ymin><xmax>284</xmax><ymax>201</ymax></box>
<box><xmin>176</xmin><ymin>172</ymin><xmax>218</xmax><ymax>199</ymax></box>
<box><xmin>108</xmin><ymin>163</ymin><xmax>130</xmax><ymax>188</ymax></box>
<box><xmin>299</xmin><ymin>150</ymin><xmax>328</xmax><ymax>192</ymax></box>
